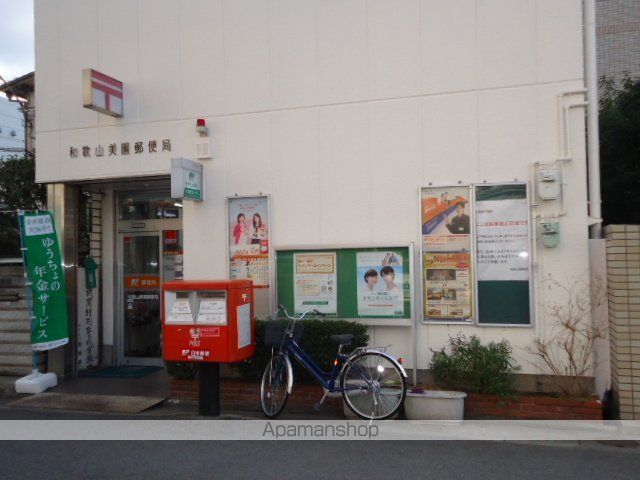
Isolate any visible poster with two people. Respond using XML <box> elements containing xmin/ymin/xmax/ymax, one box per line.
<box><xmin>356</xmin><ymin>251</ymin><xmax>405</xmax><ymax>317</ymax></box>
<box><xmin>228</xmin><ymin>196</ymin><xmax>270</xmax><ymax>287</ymax></box>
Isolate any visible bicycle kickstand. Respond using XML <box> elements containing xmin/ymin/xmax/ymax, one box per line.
<box><xmin>313</xmin><ymin>390</ymin><xmax>329</xmax><ymax>412</ymax></box>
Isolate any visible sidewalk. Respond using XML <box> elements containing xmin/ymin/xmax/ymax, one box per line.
<box><xmin>0</xmin><ymin>373</ymin><xmax>344</xmax><ymax>420</ymax></box>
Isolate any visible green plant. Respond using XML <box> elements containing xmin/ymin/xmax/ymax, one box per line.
<box><xmin>430</xmin><ymin>334</ymin><xmax>517</xmax><ymax>397</ymax></box>
<box><xmin>233</xmin><ymin>319</ymin><xmax>369</xmax><ymax>382</ymax></box>
<box><xmin>0</xmin><ymin>153</ymin><xmax>46</xmax><ymax>258</ymax></box>
<box><xmin>165</xmin><ymin>361</ymin><xmax>197</xmax><ymax>380</ymax></box>
<box><xmin>599</xmin><ymin>73</ymin><xmax>640</xmax><ymax>225</ymax></box>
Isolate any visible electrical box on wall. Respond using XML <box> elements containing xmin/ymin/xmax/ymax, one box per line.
<box><xmin>540</xmin><ymin>218</ymin><xmax>560</xmax><ymax>248</ymax></box>
<box><xmin>537</xmin><ymin>163</ymin><xmax>561</xmax><ymax>200</ymax></box>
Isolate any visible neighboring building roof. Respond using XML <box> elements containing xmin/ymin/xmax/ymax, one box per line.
<box><xmin>0</xmin><ymin>72</ymin><xmax>34</xmax><ymax>101</ymax></box>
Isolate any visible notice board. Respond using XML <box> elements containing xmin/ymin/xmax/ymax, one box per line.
<box><xmin>275</xmin><ymin>246</ymin><xmax>413</xmax><ymax>325</ymax></box>
<box><xmin>475</xmin><ymin>184</ymin><xmax>531</xmax><ymax>325</ymax></box>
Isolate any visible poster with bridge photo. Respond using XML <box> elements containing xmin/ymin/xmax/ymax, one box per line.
<box><xmin>356</xmin><ymin>251</ymin><xmax>405</xmax><ymax>317</ymax></box>
<box><xmin>228</xmin><ymin>196</ymin><xmax>270</xmax><ymax>287</ymax></box>
<box><xmin>420</xmin><ymin>186</ymin><xmax>471</xmax><ymax>252</ymax></box>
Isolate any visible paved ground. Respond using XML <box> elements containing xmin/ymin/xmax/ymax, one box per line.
<box><xmin>2</xmin><ymin>376</ymin><xmax>640</xmax><ymax>479</ymax></box>
<box><xmin>0</xmin><ymin>439</ymin><xmax>639</xmax><ymax>479</ymax></box>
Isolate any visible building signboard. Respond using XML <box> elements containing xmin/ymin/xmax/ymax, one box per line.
<box><xmin>171</xmin><ymin>157</ymin><xmax>203</xmax><ymax>202</ymax></box>
<box><xmin>82</xmin><ymin>69</ymin><xmax>123</xmax><ymax>117</ymax></box>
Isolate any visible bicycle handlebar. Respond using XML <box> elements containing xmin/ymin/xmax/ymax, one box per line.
<box><xmin>277</xmin><ymin>304</ymin><xmax>326</xmax><ymax>320</ymax></box>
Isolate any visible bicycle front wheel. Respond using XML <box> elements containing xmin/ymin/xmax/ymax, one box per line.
<box><xmin>340</xmin><ymin>352</ymin><xmax>406</xmax><ymax>420</ymax></box>
<box><xmin>260</xmin><ymin>354</ymin><xmax>290</xmax><ymax>418</ymax></box>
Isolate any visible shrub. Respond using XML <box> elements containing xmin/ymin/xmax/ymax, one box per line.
<box><xmin>527</xmin><ymin>275</ymin><xmax>606</xmax><ymax>398</ymax></box>
<box><xmin>430</xmin><ymin>334</ymin><xmax>517</xmax><ymax>397</ymax></box>
<box><xmin>233</xmin><ymin>319</ymin><xmax>369</xmax><ymax>382</ymax></box>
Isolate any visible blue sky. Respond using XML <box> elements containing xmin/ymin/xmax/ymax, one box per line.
<box><xmin>0</xmin><ymin>0</ymin><xmax>34</xmax><ymax>85</ymax></box>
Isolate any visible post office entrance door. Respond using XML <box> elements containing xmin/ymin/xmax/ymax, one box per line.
<box><xmin>118</xmin><ymin>232</ymin><xmax>163</xmax><ymax>365</ymax></box>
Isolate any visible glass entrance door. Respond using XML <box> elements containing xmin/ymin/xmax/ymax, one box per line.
<box><xmin>116</xmin><ymin>189</ymin><xmax>183</xmax><ymax>366</ymax></box>
<box><xmin>120</xmin><ymin>233</ymin><xmax>162</xmax><ymax>365</ymax></box>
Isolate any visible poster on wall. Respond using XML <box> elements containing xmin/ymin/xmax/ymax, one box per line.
<box><xmin>423</xmin><ymin>252</ymin><xmax>472</xmax><ymax>319</ymax></box>
<box><xmin>293</xmin><ymin>253</ymin><xmax>337</xmax><ymax>314</ymax></box>
<box><xmin>356</xmin><ymin>251</ymin><xmax>405</xmax><ymax>317</ymax></box>
<box><xmin>475</xmin><ymin>190</ymin><xmax>529</xmax><ymax>282</ymax></box>
<box><xmin>228</xmin><ymin>196</ymin><xmax>270</xmax><ymax>287</ymax></box>
<box><xmin>421</xmin><ymin>186</ymin><xmax>473</xmax><ymax>322</ymax></box>
<box><xmin>421</xmin><ymin>186</ymin><xmax>471</xmax><ymax>252</ymax></box>
<box><xmin>474</xmin><ymin>184</ymin><xmax>531</xmax><ymax>325</ymax></box>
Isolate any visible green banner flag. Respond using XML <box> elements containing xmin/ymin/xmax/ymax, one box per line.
<box><xmin>19</xmin><ymin>211</ymin><xmax>69</xmax><ymax>351</ymax></box>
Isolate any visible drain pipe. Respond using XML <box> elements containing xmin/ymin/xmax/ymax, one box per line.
<box><xmin>585</xmin><ymin>0</ymin><xmax>603</xmax><ymax>238</ymax></box>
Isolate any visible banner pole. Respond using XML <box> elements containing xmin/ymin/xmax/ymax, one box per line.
<box><xmin>16</xmin><ymin>209</ymin><xmax>38</xmax><ymax>374</ymax></box>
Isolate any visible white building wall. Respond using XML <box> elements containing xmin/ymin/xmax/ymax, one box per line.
<box><xmin>36</xmin><ymin>0</ymin><xmax>589</xmax><ymax>374</ymax></box>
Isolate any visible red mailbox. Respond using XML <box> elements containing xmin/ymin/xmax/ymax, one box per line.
<box><xmin>162</xmin><ymin>280</ymin><xmax>255</xmax><ymax>363</ymax></box>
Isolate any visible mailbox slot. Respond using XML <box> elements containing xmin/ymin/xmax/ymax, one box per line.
<box><xmin>196</xmin><ymin>291</ymin><xmax>227</xmax><ymax>325</ymax></box>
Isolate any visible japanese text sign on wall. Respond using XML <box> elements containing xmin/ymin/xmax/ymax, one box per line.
<box><xmin>68</xmin><ymin>139</ymin><xmax>171</xmax><ymax>159</ymax></box>
<box><xmin>82</xmin><ymin>69</ymin><xmax>123</xmax><ymax>117</ymax></box>
<box><xmin>19</xmin><ymin>212</ymin><xmax>69</xmax><ymax>351</ymax></box>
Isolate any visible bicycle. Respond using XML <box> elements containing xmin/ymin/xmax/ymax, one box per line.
<box><xmin>260</xmin><ymin>305</ymin><xmax>407</xmax><ymax>420</ymax></box>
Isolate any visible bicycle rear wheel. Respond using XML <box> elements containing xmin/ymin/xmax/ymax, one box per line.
<box><xmin>260</xmin><ymin>354</ymin><xmax>290</xmax><ymax>418</ymax></box>
<box><xmin>340</xmin><ymin>351</ymin><xmax>406</xmax><ymax>420</ymax></box>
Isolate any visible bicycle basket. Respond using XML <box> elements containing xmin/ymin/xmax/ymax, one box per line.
<box><xmin>264</xmin><ymin>321</ymin><xmax>304</xmax><ymax>346</ymax></box>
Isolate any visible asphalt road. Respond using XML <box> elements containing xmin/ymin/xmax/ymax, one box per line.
<box><xmin>1</xmin><ymin>439</ymin><xmax>639</xmax><ymax>480</ymax></box>
<box><xmin>1</xmin><ymin>397</ymin><xmax>639</xmax><ymax>479</ymax></box>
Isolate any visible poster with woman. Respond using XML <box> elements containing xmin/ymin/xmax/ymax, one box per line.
<box><xmin>228</xmin><ymin>196</ymin><xmax>270</xmax><ymax>287</ymax></box>
<box><xmin>356</xmin><ymin>251</ymin><xmax>405</xmax><ymax>317</ymax></box>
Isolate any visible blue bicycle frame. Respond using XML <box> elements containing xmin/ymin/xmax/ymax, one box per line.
<box><xmin>279</xmin><ymin>334</ymin><xmax>347</xmax><ymax>392</ymax></box>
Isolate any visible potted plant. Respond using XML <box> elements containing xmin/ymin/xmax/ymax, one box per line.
<box><xmin>403</xmin><ymin>335</ymin><xmax>518</xmax><ymax>420</ymax></box>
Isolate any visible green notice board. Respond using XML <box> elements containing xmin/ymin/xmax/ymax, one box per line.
<box><xmin>276</xmin><ymin>246</ymin><xmax>412</xmax><ymax>322</ymax></box>
<box><xmin>475</xmin><ymin>184</ymin><xmax>531</xmax><ymax>325</ymax></box>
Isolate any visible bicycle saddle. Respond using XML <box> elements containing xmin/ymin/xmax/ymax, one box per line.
<box><xmin>330</xmin><ymin>334</ymin><xmax>354</xmax><ymax>345</ymax></box>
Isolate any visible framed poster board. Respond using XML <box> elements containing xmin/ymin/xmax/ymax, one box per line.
<box><xmin>474</xmin><ymin>183</ymin><xmax>532</xmax><ymax>326</ymax></box>
<box><xmin>227</xmin><ymin>195</ymin><xmax>270</xmax><ymax>287</ymax></box>
<box><xmin>275</xmin><ymin>245</ymin><xmax>414</xmax><ymax>326</ymax></box>
<box><xmin>420</xmin><ymin>185</ymin><xmax>474</xmax><ymax>323</ymax></box>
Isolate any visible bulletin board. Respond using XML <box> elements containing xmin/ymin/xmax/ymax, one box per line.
<box><xmin>474</xmin><ymin>183</ymin><xmax>532</xmax><ymax>325</ymax></box>
<box><xmin>275</xmin><ymin>245</ymin><xmax>414</xmax><ymax>326</ymax></box>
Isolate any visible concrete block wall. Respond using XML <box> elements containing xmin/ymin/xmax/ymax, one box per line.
<box><xmin>604</xmin><ymin>225</ymin><xmax>640</xmax><ymax>419</ymax></box>
<box><xmin>0</xmin><ymin>262</ymin><xmax>45</xmax><ymax>376</ymax></box>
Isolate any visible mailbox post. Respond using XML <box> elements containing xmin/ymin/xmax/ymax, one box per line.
<box><xmin>162</xmin><ymin>280</ymin><xmax>254</xmax><ymax>416</ymax></box>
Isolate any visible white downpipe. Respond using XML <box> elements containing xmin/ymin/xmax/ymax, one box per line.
<box><xmin>584</xmin><ymin>0</ymin><xmax>603</xmax><ymax>237</ymax></box>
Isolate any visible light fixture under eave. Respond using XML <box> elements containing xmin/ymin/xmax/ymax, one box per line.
<box><xmin>174</xmin><ymin>202</ymin><xmax>183</xmax><ymax>208</ymax></box>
